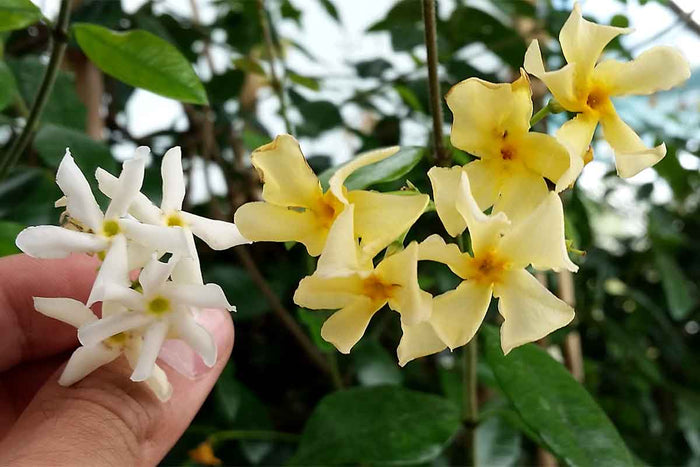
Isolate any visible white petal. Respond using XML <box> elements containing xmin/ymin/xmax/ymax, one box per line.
<box><xmin>58</xmin><ymin>344</ymin><xmax>121</xmax><ymax>386</ymax></box>
<box><xmin>397</xmin><ymin>320</ymin><xmax>446</xmax><ymax>367</ymax></box>
<box><xmin>127</xmin><ymin>240</ymin><xmax>157</xmax><ymax>270</ymax></box>
<box><xmin>161</xmin><ymin>146</ymin><xmax>186</xmax><ymax>213</ymax></box>
<box><xmin>139</xmin><ymin>256</ymin><xmax>176</xmax><ymax>297</ymax></box>
<box><xmin>101</xmin><ymin>285</ymin><xmax>145</xmax><ymax>310</ymax></box>
<box><xmin>16</xmin><ymin>226</ymin><xmax>108</xmax><ymax>259</ymax></box>
<box><xmin>119</xmin><ymin>219</ymin><xmax>189</xmax><ymax>255</ymax></box>
<box><xmin>131</xmin><ymin>320</ymin><xmax>169</xmax><ymax>382</ymax></box>
<box><xmin>96</xmin><ymin>168</ymin><xmax>162</xmax><ymax>224</ymax></box>
<box><xmin>498</xmin><ymin>192</ymin><xmax>578</xmax><ymax>272</ymax></box>
<box><xmin>78</xmin><ymin>312</ymin><xmax>152</xmax><ymax>346</ymax></box>
<box><xmin>495</xmin><ymin>269</ymin><xmax>575</xmax><ymax>354</ymax></box>
<box><xmin>101</xmin><ymin>300</ymin><xmax>128</xmax><ymax>318</ymax></box>
<box><xmin>88</xmin><ymin>234</ymin><xmax>130</xmax><ymax>306</ymax></box>
<box><xmin>180</xmin><ymin>211</ymin><xmax>251</xmax><ymax>250</ymax></box>
<box><xmin>171</xmin><ymin>242</ymin><xmax>204</xmax><ymax>285</ymax></box>
<box><xmin>173</xmin><ymin>310</ymin><xmax>217</xmax><ymax>367</ymax></box>
<box><xmin>146</xmin><ymin>364</ymin><xmax>173</xmax><ymax>401</ymax></box>
<box><xmin>103</xmin><ymin>149</ymin><xmax>147</xmax><ymax>220</ymax></box>
<box><xmin>454</xmin><ymin>172</ymin><xmax>509</xmax><ymax>257</ymax></box>
<box><xmin>34</xmin><ymin>297</ymin><xmax>97</xmax><ymax>328</ymax></box>
<box><xmin>56</xmin><ymin>150</ymin><xmax>103</xmax><ymax>231</ymax></box>
<box><xmin>161</xmin><ymin>282</ymin><xmax>235</xmax><ymax>312</ymax></box>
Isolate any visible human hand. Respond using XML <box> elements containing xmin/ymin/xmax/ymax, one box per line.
<box><xmin>0</xmin><ymin>253</ymin><xmax>234</xmax><ymax>466</ymax></box>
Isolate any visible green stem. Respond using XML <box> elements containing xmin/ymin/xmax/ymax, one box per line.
<box><xmin>462</xmin><ymin>338</ymin><xmax>478</xmax><ymax>466</ymax></box>
<box><xmin>529</xmin><ymin>104</ymin><xmax>551</xmax><ymax>127</ymax></box>
<box><xmin>328</xmin><ymin>353</ymin><xmax>344</xmax><ymax>389</ymax></box>
<box><xmin>208</xmin><ymin>430</ymin><xmax>300</xmax><ymax>446</ymax></box>
<box><xmin>0</xmin><ymin>0</ymin><xmax>72</xmax><ymax>179</ymax></box>
<box><xmin>421</xmin><ymin>0</ymin><xmax>449</xmax><ymax>167</ymax></box>
<box><xmin>256</xmin><ymin>0</ymin><xmax>293</xmax><ymax>135</ymax></box>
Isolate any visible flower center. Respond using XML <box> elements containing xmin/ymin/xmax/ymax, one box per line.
<box><xmin>147</xmin><ymin>296</ymin><xmax>171</xmax><ymax>316</ymax></box>
<box><xmin>101</xmin><ymin>219</ymin><xmax>121</xmax><ymax>237</ymax></box>
<box><xmin>104</xmin><ymin>332</ymin><xmax>128</xmax><ymax>349</ymax></box>
<box><xmin>586</xmin><ymin>88</ymin><xmax>608</xmax><ymax>112</ymax></box>
<box><xmin>166</xmin><ymin>213</ymin><xmax>185</xmax><ymax>227</ymax></box>
<box><xmin>362</xmin><ymin>274</ymin><xmax>400</xmax><ymax>302</ymax></box>
<box><xmin>469</xmin><ymin>250</ymin><xmax>508</xmax><ymax>285</ymax></box>
<box><xmin>500</xmin><ymin>145</ymin><xmax>515</xmax><ymax>161</ymax></box>
<box><xmin>313</xmin><ymin>192</ymin><xmax>343</xmax><ymax>229</ymax></box>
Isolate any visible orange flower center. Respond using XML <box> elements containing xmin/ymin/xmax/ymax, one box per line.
<box><xmin>469</xmin><ymin>250</ymin><xmax>508</xmax><ymax>285</ymax></box>
<box><xmin>362</xmin><ymin>274</ymin><xmax>401</xmax><ymax>302</ymax></box>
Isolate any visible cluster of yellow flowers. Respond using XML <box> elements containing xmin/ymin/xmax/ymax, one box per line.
<box><xmin>235</xmin><ymin>4</ymin><xmax>690</xmax><ymax>365</ymax></box>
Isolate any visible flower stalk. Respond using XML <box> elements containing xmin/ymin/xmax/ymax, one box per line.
<box><xmin>0</xmin><ymin>0</ymin><xmax>73</xmax><ymax>179</ymax></box>
<box><xmin>462</xmin><ymin>338</ymin><xmax>478</xmax><ymax>465</ymax></box>
<box><xmin>421</xmin><ymin>0</ymin><xmax>449</xmax><ymax>166</ymax></box>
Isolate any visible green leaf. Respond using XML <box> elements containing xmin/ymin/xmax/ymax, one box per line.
<box><xmin>72</xmin><ymin>23</ymin><xmax>208</xmax><ymax>104</ymax></box>
<box><xmin>318</xmin><ymin>146</ymin><xmax>425</xmax><ymax>191</ymax></box>
<box><xmin>0</xmin><ymin>167</ymin><xmax>60</xmax><ymax>225</ymax></box>
<box><xmin>297</xmin><ymin>307</ymin><xmax>335</xmax><ymax>353</ymax></box>
<box><xmin>482</xmin><ymin>325</ymin><xmax>634</xmax><ymax>467</ymax></box>
<box><xmin>319</xmin><ymin>0</ymin><xmax>340</xmax><ymax>22</ymax></box>
<box><xmin>287</xmin><ymin>70</ymin><xmax>320</xmax><ymax>91</ymax></box>
<box><xmin>0</xmin><ymin>0</ymin><xmax>42</xmax><ymax>32</ymax></box>
<box><xmin>204</xmin><ymin>264</ymin><xmax>280</xmax><ymax>320</ymax></box>
<box><xmin>0</xmin><ymin>221</ymin><xmax>24</xmax><ymax>257</ymax></box>
<box><xmin>352</xmin><ymin>340</ymin><xmax>403</xmax><ymax>387</ymax></box>
<box><xmin>0</xmin><ymin>61</ymin><xmax>17</xmax><ymax>111</ymax></box>
<box><xmin>290</xmin><ymin>386</ymin><xmax>460</xmax><ymax>465</ymax></box>
<box><xmin>232</xmin><ymin>56</ymin><xmax>266</xmax><ymax>76</ymax></box>
<box><xmin>355</xmin><ymin>58</ymin><xmax>392</xmax><ymax>78</ymax></box>
<box><xmin>34</xmin><ymin>124</ymin><xmax>117</xmax><ymax>185</ymax></box>
<box><xmin>476</xmin><ymin>412</ymin><xmax>522</xmax><ymax>467</ymax></box>
<box><xmin>654</xmin><ymin>251</ymin><xmax>696</xmax><ymax>320</ymax></box>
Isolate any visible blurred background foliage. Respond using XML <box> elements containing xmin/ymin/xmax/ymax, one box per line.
<box><xmin>0</xmin><ymin>0</ymin><xmax>699</xmax><ymax>465</ymax></box>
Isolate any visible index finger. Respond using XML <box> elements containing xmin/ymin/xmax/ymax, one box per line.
<box><xmin>0</xmin><ymin>253</ymin><xmax>98</xmax><ymax>372</ymax></box>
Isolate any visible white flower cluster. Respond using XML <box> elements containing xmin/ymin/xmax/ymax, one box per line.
<box><xmin>16</xmin><ymin>146</ymin><xmax>249</xmax><ymax>401</ymax></box>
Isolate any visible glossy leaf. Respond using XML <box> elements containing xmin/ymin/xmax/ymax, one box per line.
<box><xmin>0</xmin><ymin>221</ymin><xmax>24</xmax><ymax>257</ymax></box>
<box><xmin>482</xmin><ymin>325</ymin><xmax>634</xmax><ymax>467</ymax></box>
<box><xmin>290</xmin><ymin>386</ymin><xmax>460</xmax><ymax>465</ymax></box>
<box><xmin>297</xmin><ymin>307</ymin><xmax>335</xmax><ymax>353</ymax></box>
<box><xmin>0</xmin><ymin>0</ymin><xmax>42</xmax><ymax>32</ymax></box>
<box><xmin>72</xmin><ymin>23</ymin><xmax>208</xmax><ymax>104</ymax></box>
<box><xmin>654</xmin><ymin>251</ymin><xmax>696</xmax><ymax>320</ymax></box>
<box><xmin>287</xmin><ymin>71</ymin><xmax>320</xmax><ymax>91</ymax></box>
<box><xmin>319</xmin><ymin>146</ymin><xmax>425</xmax><ymax>191</ymax></box>
<box><xmin>0</xmin><ymin>61</ymin><xmax>17</xmax><ymax>111</ymax></box>
<box><xmin>352</xmin><ymin>340</ymin><xmax>402</xmax><ymax>386</ymax></box>
<box><xmin>477</xmin><ymin>412</ymin><xmax>522</xmax><ymax>467</ymax></box>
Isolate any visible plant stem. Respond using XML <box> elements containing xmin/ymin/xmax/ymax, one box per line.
<box><xmin>462</xmin><ymin>338</ymin><xmax>478</xmax><ymax>466</ymax></box>
<box><xmin>208</xmin><ymin>429</ymin><xmax>300</xmax><ymax>446</ymax></box>
<box><xmin>421</xmin><ymin>0</ymin><xmax>448</xmax><ymax>167</ymax></box>
<box><xmin>256</xmin><ymin>0</ymin><xmax>293</xmax><ymax>135</ymax></box>
<box><xmin>529</xmin><ymin>104</ymin><xmax>551</xmax><ymax>127</ymax></box>
<box><xmin>0</xmin><ymin>0</ymin><xmax>72</xmax><ymax>178</ymax></box>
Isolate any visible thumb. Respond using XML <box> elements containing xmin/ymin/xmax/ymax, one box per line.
<box><xmin>0</xmin><ymin>308</ymin><xmax>234</xmax><ymax>467</ymax></box>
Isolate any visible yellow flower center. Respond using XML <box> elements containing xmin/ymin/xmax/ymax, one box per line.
<box><xmin>104</xmin><ymin>332</ymin><xmax>128</xmax><ymax>349</ymax></box>
<box><xmin>312</xmin><ymin>192</ymin><xmax>344</xmax><ymax>229</ymax></box>
<box><xmin>96</xmin><ymin>250</ymin><xmax>106</xmax><ymax>261</ymax></box>
<box><xmin>585</xmin><ymin>87</ymin><xmax>609</xmax><ymax>113</ymax></box>
<box><xmin>101</xmin><ymin>219</ymin><xmax>121</xmax><ymax>237</ymax></box>
<box><xmin>166</xmin><ymin>213</ymin><xmax>185</xmax><ymax>227</ymax></box>
<box><xmin>468</xmin><ymin>250</ymin><xmax>508</xmax><ymax>285</ymax></box>
<box><xmin>362</xmin><ymin>274</ymin><xmax>401</xmax><ymax>302</ymax></box>
<box><xmin>500</xmin><ymin>145</ymin><xmax>516</xmax><ymax>161</ymax></box>
<box><xmin>147</xmin><ymin>296</ymin><xmax>171</xmax><ymax>316</ymax></box>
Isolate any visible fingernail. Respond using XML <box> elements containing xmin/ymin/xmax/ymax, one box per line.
<box><xmin>158</xmin><ymin>308</ymin><xmax>232</xmax><ymax>379</ymax></box>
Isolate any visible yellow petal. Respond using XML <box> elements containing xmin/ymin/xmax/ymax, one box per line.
<box><xmin>348</xmin><ymin>190</ymin><xmax>429</xmax><ymax>259</ymax></box>
<box><xmin>494</xmin><ymin>269</ymin><xmax>574</xmax><ymax>354</ymax></box>
<box><xmin>523</xmin><ymin>40</ymin><xmax>580</xmax><ymax>111</ymax></box>
<box><xmin>233</xmin><ymin>201</ymin><xmax>327</xmax><ymax>256</ymax></box>
<box><xmin>559</xmin><ymin>3</ymin><xmax>631</xmax><ymax>84</ymax></box>
<box><xmin>600</xmin><ymin>110</ymin><xmax>666</xmax><ymax>178</ymax></box>
<box><xmin>315</xmin><ymin>205</ymin><xmax>364</xmax><ymax>276</ymax></box>
<box><xmin>397</xmin><ymin>320</ymin><xmax>447</xmax><ymax>367</ymax></box>
<box><xmin>594</xmin><ymin>46</ymin><xmax>690</xmax><ymax>97</ymax></box>
<box><xmin>418</xmin><ymin>234</ymin><xmax>471</xmax><ymax>279</ymax></box>
<box><xmin>376</xmin><ymin>242</ymin><xmax>431</xmax><ymax>325</ymax></box>
<box><xmin>455</xmin><ymin>172</ymin><xmax>510</xmax><ymax>257</ymax></box>
<box><xmin>498</xmin><ymin>192</ymin><xmax>578</xmax><ymax>272</ymax></box>
<box><xmin>446</xmin><ymin>72</ymin><xmax>532</xmax><ymax>157</ymax></box>
<box><xmin>465</xmin><ymin>160</ymin><xmax>500</xmax><ymax>211</ymax></box>
<box><xmin>293</xmin><ymin>273</ymin><xmax>365</xmax><ymax>310</ymax></box>
<box><xmin>329</xmin><ymin>146</ymin><xmax>400</xmax><ymax>204</ymax></box>
<box><xmin>492</xmin><ymin>169</ymin><xmax>549</xmax><ymax>225</ymax></box>
<box><xmin>321</xmin><ymin>298</ymin><xmax>383</xmax><ymax>354</ymax></box>
<box><xmin>251</xmin><ymin>134</ymin><xmax>323</xmax><ymax>208</ymax></box>
<box><xmin>427</xmin><ymin>166</ymin><xmax>467</xmax><ymax>237</ymax></box>
<box><xmin>554</xmin><ymin>113</ymin><xmax>599</xmax><ymax>191</ymax></box>
<box><xmin>430</xmin><ymin>281</ymin><xmax>493</xmax><ymax>350</ymax></box>
<box><xmin>518</xmin><ymin>132</ymin><xmax>570</xmax><ymax>184</ymax></box>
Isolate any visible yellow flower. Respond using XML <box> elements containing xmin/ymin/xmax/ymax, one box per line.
<box><xmin>442</xmin><ymin>70</ymin><xmax>571</xmax><ymax>230</ymax></box>
<box><xmin>234</xmin><ymin>135</ymin><xmax>429</xmax><ymax>258</ymax></box>
<box><xmin>524</xmin><ymin>2</ymin><xmax>690</xmax><ymax>179</ymax></box>
<box><xmin>401</xmin><ymin>171</ymin><xmax>577</xmax><ymax>364</ymax></box>
<box><xmin>293</xmin><ymin>206</ymin><xmax>431</xmax><ymax>355</ymax></box>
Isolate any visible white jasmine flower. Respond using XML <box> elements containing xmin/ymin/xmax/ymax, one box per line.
<box><xmin>33</xmin><ymin>295</ymin><xmax>173</xmax><ymax>401</ymax></box>
<box><xmin>78</xmin><ymin>235</ymin><xmax>234</xmax><ymax>382</ymax></box>
<box><xmin>16</xmin><ymin>148</ymin><xmax>188</xmax><ymax>260</ymax></box>
<box><xmin>96</xmin><ymin>146</ymin><xmax>250</xmax><ymax>258</ymax></box>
